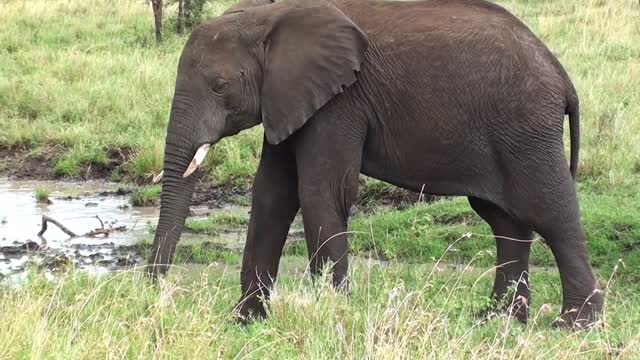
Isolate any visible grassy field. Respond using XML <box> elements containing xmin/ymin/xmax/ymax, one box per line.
<box><xmin>2</xmin><ymin>258</ymin><xmax>639</xmax><ymax>359</ymax></box>
<box><xmin>1</xmin><ymin>0</ymin><xmax>640</xmax><ymax>358</ymax></box>
<box><xmin>1</xmin><ymin>0</ymin><xmax>639</xmax><ymax>185</ymax></box>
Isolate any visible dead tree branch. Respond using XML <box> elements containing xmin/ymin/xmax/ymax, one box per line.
<box><xmin>95</xmin><ymin>215</ymin><xmax>104</xmax><ymax>229</ymax></box>
<box><xmin>38</xmin><ymin>215</ymin><xmax>79</xmax><ymax>238</ymax></box>
<box><xmin>38</xmin><ymin>215</ymin><xmax>129</xmax><ymax>239</ymax></box>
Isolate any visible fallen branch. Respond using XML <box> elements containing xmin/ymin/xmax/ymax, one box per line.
<box><xmin>85</xmin><ymin>228</ymin><xmax>111</xmax><ymax>237</ymax></box>
<box><xmin>38</xmin><ymin>215</ymin><xmax>128</xmax><ymax>238</ymax></box>
<box><xmin>38</xmin><ymin>215</ymin><xmax>79</xmax><ymax>237</ymax></box>
<box><xmin>95</xmin><ymin>215</ymin><xmax>104</xmax><ymax>229</ymax></box>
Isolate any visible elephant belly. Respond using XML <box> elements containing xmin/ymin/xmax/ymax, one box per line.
<box><xmin>360</xmin><ymin>126</ymin><xmax>496</xmax><ymax>197</ymax></box>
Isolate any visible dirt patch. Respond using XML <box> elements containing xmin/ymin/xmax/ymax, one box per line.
<box><xmin>97</xmin><ymin>187</ymin><xmax>134</xmax><ymax>197</ymax></box>
<box><xmin>1</xmin><ymin>146</ymin><xmax>440</xmax><ymax>213</ymax></box>
<box><xmin>0</xmin><ymin>145</ymin><xmax>134</xmax><ymax>181</ymax></box>
<box><xmin>353</xmin><ymin>180</ymin><xmax>442</xmax><ymax>214</ymax></box>
<box><xmin>90</xmin><ymin>147</ymin><xmax>134</xmax><ymax>180</ymax></box>
<box><xmin>0</xmin><ymin>145</ymin><xmax>61</xmax><ymax>180</ymax></box>
<box><xmin>192</xmin><ymin>175</ymin><xmax>252</xmax><ymax>208</ymax></box>
<box><xmin>190</xmin><ymin>175</ymin><xmax>437</xmax><ymax>212</ymax></box>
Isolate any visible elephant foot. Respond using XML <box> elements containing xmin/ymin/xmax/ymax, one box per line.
<box><xmin>505</xmin><ymin>295</ymin><xmax>529</xmax><ymax>323</ymax></box>
<box><xmin>234</xmin><ymin>295</ymin><xmax>268</xmax><ymax>325</ymax></box>
<box><xmin>552</xmin><ymin>305</ymin><xmax>603</xmax><ymax>330</ymax></box>
<box><xmin>502</xmin><ymin>295</ymin><xmax>529</xmax><ymax>324</ymax></box>
<box><xmin>552</xmin><ymin>308</ymin><xmax>601</xmax><ymax>330</ymax></box>
<box><xmin>552</xmin><ymin>292</ymin><xmax>604</xmax><ymax>330</ymax></box>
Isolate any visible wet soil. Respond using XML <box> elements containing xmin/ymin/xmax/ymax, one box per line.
<box><xmin>0</xmin><ymin>145</ymin><xmax>134</xmax><ymax>181</ymax></box>
<box><xmin>0</xmin><ymin>146</ymin><xmax>250</xmax><ymax>208</ymax></box>
<box><xmin>0</xmin><ymin>179</ymin><xmax>235</xmax><ymax>282</ymax></box>
<box><xmin>1</xmin><ymin>146</ymin><xmax>431</xmax><ymax>213</ymax></box>
<box><xmin>0</xmin><ymin>145</ymin><xmax>61</xmax><ymax>180</ymax></box>
<box><xmin>191</xmin><ymin>176</ymin><xmax>252</xmax><ymax>208</ymax></box>
<box><xmin>0</xmin><ymin>146</ymin><xmax>438</xmax><ymax>283</ymax></box>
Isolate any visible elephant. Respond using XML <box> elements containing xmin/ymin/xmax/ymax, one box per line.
<box><xmin>147</xmin><ymin>0</ymin><xmax>604</xmax><ymax>329</ymax></box>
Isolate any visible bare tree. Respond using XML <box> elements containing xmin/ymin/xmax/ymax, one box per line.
<box><xmin>176</xmin><ymin>0</ymin><xmax>207</xmax><ymax>35</ymax></box>
<box><xmin>177</xmin><ymin>0</ymin><xmax>184</xmax><ymax>34</ymax></box>
<box><xmin>151</xmin><ymin>0</ymin><xmax>163</xmax><ymax>42</ymax></box>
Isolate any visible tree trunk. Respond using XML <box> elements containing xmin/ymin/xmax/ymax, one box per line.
<box><xmin>183</xmin><ymin>0</ymin><xmax>192</xmax><ymax>30</ymax></box>
<box><xmin>151</xmin><ymin>0</ymin><xmax>163</xmax><ymax>42</ymax></box>
<box><xmin>177</xmin><ymin>0</ymin><xmax>184</xmax><ymax>35</ymax></box>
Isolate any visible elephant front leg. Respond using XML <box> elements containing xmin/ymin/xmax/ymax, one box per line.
<box><xmin>297</xmin><ymin>163</ymin><xmax>361</xmax><ymax>292</ymax></box>
<box><xmin>236</xmin><ymin>140</ymin><xmax>299</xmax><ymax>323</ymax></box>
<box><xmin>299</xmin><ymin>201</ymin><xmax>351</xmax><ymax>290</ymax></box>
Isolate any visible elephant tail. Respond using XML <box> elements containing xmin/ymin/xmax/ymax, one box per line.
<box><xmin>566</xmin><ymin>95</ymin><xmax>580</xmax><ymax>182</ymax></box>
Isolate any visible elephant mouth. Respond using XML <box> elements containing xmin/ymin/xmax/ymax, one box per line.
<box><xmin>152</xmin><ymin>142</ymin><xmax>212</xmax><ymax>183</ymax></box>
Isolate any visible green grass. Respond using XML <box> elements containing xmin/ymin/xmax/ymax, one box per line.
<box><xmin>129</xmin><ymin>185</ymin><xmax>162</xmax><ymax>207</ymax></box>
<box><xmin>175</xmin><ymin>242</ymin><xmax>242</xmax><ymax>265</ymax></box>
<box><xmin>1</xmin><ymin>0</ymin><xmax>639</xmax><ymax>187</ymax></box>
<box><xmin>186</xmin><ymin>211</ymin><xmax>249</xmax><ymax>235</ymax></box>
<box><xmin>349</xmin><ymin>184</ymin><xmax>640</xmax><ymax>280</ymax></box>
<box><xmin>0</xmin><ymin>0</ymin><xmax>255</xmax><ymax>184</ymax></box>
<box><xmin>34</xmin><ymin>186</ymin><xmax>50</xmax><ymax>203</ymax></box>
<box><xmin>1</xmin><ymin>258</ymin><xmax>639</xmax><ymax>359</ymax></box>
<box><xmin>2</xmin><ymin>0</ymin><xmax>640</xmax><ymax>357</ymax></box>
<box><xmin>54</xmin><ymin>144</ymin><xmax>111</xmax><ymax>177</ymax></box>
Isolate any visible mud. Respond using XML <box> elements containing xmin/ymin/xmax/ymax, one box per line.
<box><xmin>0</xmin><ymin>178</ymin><xmax>247</xmax><ymax>282</ymax></box>
<box><xmin>191</xmin><ymin>176</ymin><xmax>251</xmax><ymax>208</ymax></box>
<box><xmin>0</xmin><ymin>146</ymin><xmax>252</xmax><ymax>210</ymax></box>
<box><xmin>1</xmin><ymin>146</ymin><xmax>432</xmax><ymax>213</ymax></box>
<box><xmin>0</xmin><ymin>146</ymin><xmax>61</xmax><ymax>180</ymax></box>
<box><xmin>1</xmin><ymin>146</ymin><xmax>442</xmax><ymax>284</ymax></box>
<box><xmin>0</xmin><ymin>145</ymin><xmax>133</xmax><ymax>181</ymax></box>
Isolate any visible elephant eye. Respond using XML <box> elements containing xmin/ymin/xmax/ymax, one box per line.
<box><xmin>211</xmin><ymin>77</ymin><xmax>229</xmax><ymax>93</ymax></box>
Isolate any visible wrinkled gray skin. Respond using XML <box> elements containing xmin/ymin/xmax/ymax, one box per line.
<box><xmin>148</xmin><ymin>0</ymin><xmax>603</xmax><ymax>329</ymax></box>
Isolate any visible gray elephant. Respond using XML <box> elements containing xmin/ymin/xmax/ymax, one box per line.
<box><xmin>148</xmin><ymin>0</ymin><xmax>603</xmax><ymax>329</ymax></box>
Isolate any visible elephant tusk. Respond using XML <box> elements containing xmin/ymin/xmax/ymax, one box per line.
<box><xmin>183</xmin><ymin>143</ymin><xmax>211</xmax><ymax>178</ymax></box>
<box><xmin>152</xmin><ymin>171</ymin><xmax>164</xmax><ymax>184</ymax></box>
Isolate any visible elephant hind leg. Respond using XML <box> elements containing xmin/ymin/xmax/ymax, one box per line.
<box><xmin>495</xmin><ymin>155</ymin><xmax>603</xmax><ymax>329</ymax></box>
<box><xmin>469</xmin><ymin>197</ymin><xmax>533</xmax><ymax>323</ymax></box>
<box><xmin>523</xmin><ymin>197</ymin><xmax>603</xmax><ymax>329</ymax></box>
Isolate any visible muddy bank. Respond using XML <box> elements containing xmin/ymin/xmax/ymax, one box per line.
<box><xmin>0</xmin><ymin>146</ymin><xmax>60</xmax><ymax>180</ymax></box>
<box><xmin>1</xmin><ymin>146</ymin><xmax>432</xmax><ymax>212</ymax></box>
<box><xmin>0</xmin><ymin>176</ymin><xmax>415</xmax><ymax>282</ymax></box>
<box><xmin>0</xmin><ymin>146</ymin><xmax>251</xmax><ymax>208</ymax></box>
<box><xmin>191</xmin><ymin>177</ymin><xmax>252</xmax><ymax>208</ymax></box>
<box><xmin>0</xmin><ymin>179</ymin><xmax>152</xmax><ymax>280</ymax></box>
<box><xmin>0</xmin><ymin>179</ymin><xmax>236</xmax><ymax>281</ymax></box>
<box><xmin>0</xmin><ymin>145</ymin><xmax>133</xmax><ymax>181</ymax></box>
<box><xmin>0</xmin><ymin>146</ymin><xmax>436</xmax><ymax>282</ymax></box>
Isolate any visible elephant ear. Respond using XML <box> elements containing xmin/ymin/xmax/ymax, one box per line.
<box><xmin>223</xmin><ymin>0</ymin><xmax>274</xmax><ymax>14</ymax></box>
<box><xmin>261</xmin><ymin>2</ymin><xmax>369</xmax><ymax>145</ymax></box>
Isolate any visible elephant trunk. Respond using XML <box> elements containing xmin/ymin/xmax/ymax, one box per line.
<box><xmin>147</xmin><ymin>94</ymin><xmax>206</xmax><ymax>278</ymax></box>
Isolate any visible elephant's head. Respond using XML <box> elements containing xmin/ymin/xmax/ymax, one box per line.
<box><xmin>147</xmin><ymin>0</ymin><xmax>368</xmax><ymax>277</ymax></box>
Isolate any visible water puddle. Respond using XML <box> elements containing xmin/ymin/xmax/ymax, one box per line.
<box><xmin>0</xmin><ymin>178</ymin><xmax>240</xmax><ymax>283</ymax></box>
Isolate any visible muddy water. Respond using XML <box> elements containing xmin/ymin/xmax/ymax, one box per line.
<box><xmin>0</xmin><ymin>179</ymin><xmax>232</xmax><ymax>282</ymax></box>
